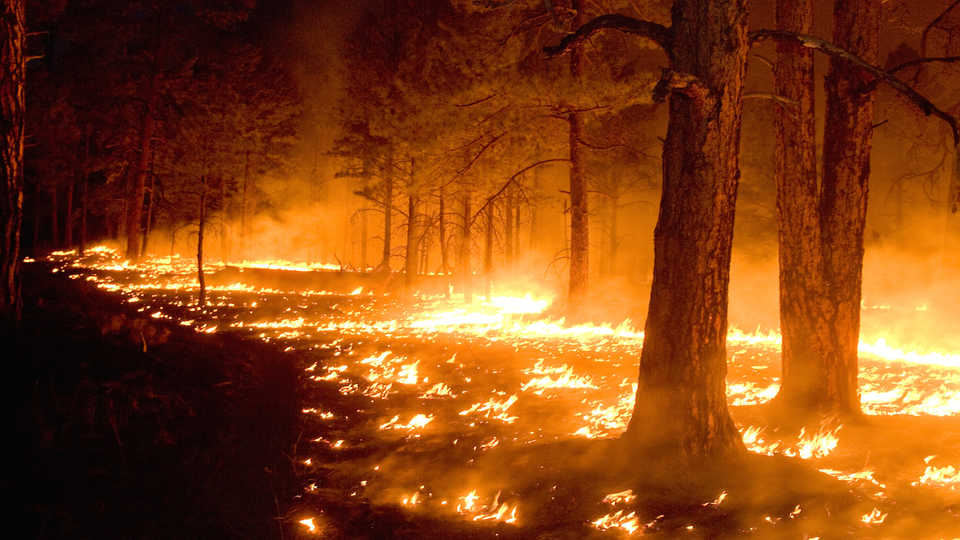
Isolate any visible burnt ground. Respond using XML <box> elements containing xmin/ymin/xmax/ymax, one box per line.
<box><xmin>11</xmin><ymin>264</ymin><xmax>299</xmax><ymax>539</ymax></box>
<box><xmin>11</xmin><ymin>260</ymin><xmax>960</xmax><ymax>539</ymax></box>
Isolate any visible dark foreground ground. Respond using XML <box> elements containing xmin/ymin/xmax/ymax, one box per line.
<box><xmin>12</xmin><ymin>264</ymin><xmax>299</xmax><ymax>539</ymax></box>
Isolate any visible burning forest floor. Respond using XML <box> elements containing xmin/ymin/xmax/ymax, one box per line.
<box><xmin>24</xmin><ymin>247</ymin><xmax>960</xmax><ymax>538</ymax></box>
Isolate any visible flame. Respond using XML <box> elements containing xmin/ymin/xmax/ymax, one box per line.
<box><xmin>592</xmin><ymin>510</ymin><xmax>641</xmax><ymax>535</ymax></box>
<box><xmin>912</xmin><ymin>456</ymin><xmax>960</xmax><ymax>489</ymax></box>
<box><xmin>456</xmin><ymin>490</ymin><xmax>518</xmax><ymax>524</ymax></box>
<box><xmin>602</xmin><ymin>489</ymin><xmax>637</xmax><ymax>505</ymax></box>
<box><xmin>298</xmin><ymin>517</ymin><xmax>319</xmax><ymax>534</ymax></box>
<box><xmin>860</xmin><ymin>507</ymin><xmax>888</xmax><ymax>525</ymax></box>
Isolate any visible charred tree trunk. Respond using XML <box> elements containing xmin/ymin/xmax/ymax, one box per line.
<box><xmin>504</xmin><ymin>186</ymin><xmax>514</xmax><ymax>270</ymax></box>
<box><xmin>380</xmin><ymin>168</ymin><xmax>394</xmax><ymax>272</ymax></box>
<box><xmin>65</xmin><ymin>178</ymin><xmax>74</xmax><ymax>248</ymax></box>
<box><xmin>197</xmin><ymin>176</ymin><xmax>207</xmax><ymax>308</ymax></box>
<box><xmin>772</xmin><ymin>0</ymin><xmax>832</xmax><ymax>412</ymax></box>
<box><xmin>567</xmin><ymin>2</ymin><xmax>589</xmax><ymax>306</ymax></box>
<box><xmin>219</xmin><ymin>175</ymin><xmax>229</xmax><ymax>261</ymax></box>
<box><xmin>240</xmin><ymin>150</ymin><xmax>249</xmax><ymax>259</ymax></box>
<box><xmin>623</xmin><ymin>0</ymin><xmax>748</xmax><ymax>462</ymax></box>
<box><xmin>405</xmin><ymin>194</ymin><xmax>418</xmax><ymax>288</ymax></box>
<box><xmin>484</xmin><ymin>203</ymin><xmax>493</xmax><ymax>298</ymax></box>
<box><xmin>812</xmin><ymin>0</ymin><xmax>879</xmax><ymax>415</ymax></box>
<box><xmin>79</xmin><ymin>132</ymin><xmax>89</xmax><ymax>256</ymax></box>
<box><xmin>460</xmin><ymin>191</ymin><xmax>472</xmax><ymax>302</ymax></box>
<box><xmin>529</xmin><ymin>166</ymin><xmax>540</xmax><ymax>250</ymax></box>
<box><xmin>126</xmin><ymin>92</ymin><xmax>156</xmax><ymax>260</ymax></box>
<box><xmin>361</xmin><ymin>208</ymin><xmax>368</xmax><ymax>269</ymax></box>
<box><xmin>142</xmin><ymin>168</ymin><xmax>155</xmax><ymax>256</ymax></box>
<box><xmin>0</xmin><ymin>0</ymin><xmax>25</xmax><ymax>324</ymax></box>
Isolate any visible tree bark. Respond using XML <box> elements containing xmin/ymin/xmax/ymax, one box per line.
<box><xmin>0</xmin><ymin>0</ymin><xmax>25</xmax><ymax>324</ymax></box>
<box><xmin>240</xmin><ymin>150</ymin><xmax>249</xmax><ymax>259</ymax></box>
<box><xmin>608</xmin><ymin>195</ymin><xmax>619</xmax><ymax>276</ymax></box>
<box><xmin>126</xmin><ymin>89</ymin><xmax>156</xmax><ymax>260</ymax></box>
<box><xmin>567</xmin><ymin>0</ymin><xmax>589</xmax><ymax>306</ymax></box>
<box><xmin>813</xmin><ymin>0</ymin><xmax>879</xmax><ymax>415</ymax></box>
<box><xmin>622</xmin><ymin>0</ymin><xmax>748</xmax><ymax>462</ymax></box>
<box><xmin>772</xmin><ymin>0</ymin><xmax>833</xmax><ymax>412</ymax></box>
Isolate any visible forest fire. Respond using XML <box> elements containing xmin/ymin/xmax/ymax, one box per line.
<box><xmin>30</xmin><ymin>248</ymin><xmax>960</xmax><ymax>536</ymax></box>
<box><xmin>9</xmin><ymin>0</ymin><xmax>960</xmax><ymax>537</ymax></box>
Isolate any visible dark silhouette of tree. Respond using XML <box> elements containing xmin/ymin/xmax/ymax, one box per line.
<box><xmin>1</xmin><ymin>0</ymin><xmax>25</xmax><ymax>325</ymax></box>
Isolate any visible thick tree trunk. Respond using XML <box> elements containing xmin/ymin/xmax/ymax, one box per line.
<box><xmin>197</xmin><ymin>177</ymin><xmax>207</xmax><ymax>308</ymax></box>
<box><xmin>813</xmin><ymin>0</ymin><xmax>879</xmax><ymax>415</ymax></box>
<box><xmin>405</xmin><ymin>194</ymin><xmax>418</xmax><ymax>288</ymax></box>
<box><xmin>79</xmin><ymin>172</ymin><xmax>87</xmax><ymax>256</ymax></box>
<box><xmin>240</xmin><ymin>150</ymin><xmax>249</xmax><ymax>259</ymax></box>
<box><xmin>0</xmin><ymin>0</ymin><xmax>25</xmax><ymax>324</ymax></box>
<box><xmin>361</xmin><ymin>208</ymin><xmax>368</xmax><ymax>269</ymax></box>
<box><xmin>219</xmin><ymin>176</ymin><xmax>229</xmax><ymax>261</ymax></box>
<box><xmin>772</xmin><ymin>0</ymin><xmax>833</xmax><ymax>411</ymax></box>
<box><xmin>529</xmin><ymin>167</ymin><xmax>540</xmax><ymax>250</ymax></box>
<box><xmin>623</xmin><ymin>0</ymin><xmax>748</xmax><ymax>462</ymax></box>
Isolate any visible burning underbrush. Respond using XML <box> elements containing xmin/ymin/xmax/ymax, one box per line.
<box><xmin>38</xmin><ymin>247</ymin><xmax>960</xmax><ymax>538</ymax></box>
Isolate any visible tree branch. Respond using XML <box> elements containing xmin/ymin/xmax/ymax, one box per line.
<box><xmin>922</xmin><ymin>0</ymin><xmax>960</xmax><ymax>57</ymax></box>
<box><xmin>743</xmin><ymin>92</ymin><xmax>798</xmax><ymax>108</ymax></box>
<box><xmin>544</xmin><ymin>14</ymin><xmax>673</xmax><ymax>59</ymax></box>
<box><xmin>888</xmin><ymin>56</ymin><xmax>960</xmax><ymax>75</ymax></box>
<box><xmin>471</xmin><ymin>158</ymin><xmax>570</xmax><ymax>225</ymax></box>
<box><xmin>751</xmin><ymin>29</ymin><xmax>960</xmax><ymax>144</ymax></box>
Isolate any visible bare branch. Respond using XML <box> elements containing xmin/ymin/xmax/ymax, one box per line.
<box><xmin>544</xmin><ymin>14</ymin><xmax>673</xmax><ymax>59</ymax></box>
<box><xmin>472</xmin><ymin>158</ymin><xmax>570</xmax><ymax>225</ymax></box>
<box><xmin>652</xmin><ymin>69</ymin><xmax>708</xmax><ymax>103</ymax></box>
<box><xmin>455</xmin><ymin>94</ymin><xmax>498</xmax><ymax>108</ymax></box>
<box><xmin>743</xmin><ymin>92</ymin><xmax>798</xmax><ymax>108</ymax></box>
<box><xmin>922</xmin><ymin>0</ymin><xmax>960</xmax><ymax>57</ymax></box>
<box><xmin>751</xmin><ymin>29</ymin><xmax>960</xmax><ymax>144</ymax></box>
<box><xmin>888</xmin><ymin>56</ymin><xmax>960</xmax><ymax>75</ymax></box>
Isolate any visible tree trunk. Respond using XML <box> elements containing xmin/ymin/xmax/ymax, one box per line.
<box><xmin>65</xmin><ymin>178</ymin><xmax>74</xmax><ymax>248</ymax></box>
<box><xmin>567</xmin><ymin>0</ymin><xmax>589</xmax><ymax>306</ymax></box>
<box><xmin>361</xmin><ymin>208</ymin><xmax>368</xmax><ymax>270</ymax></box>
<box><xmin>812</xmin><ymin>0</ymin><xmax>879</xmax><ymax>415</ymax></box>
<box><xmin>772</xmin><ymin>0</ymin><xmax>832</xmax><ymax>412</ymax></box>
<box><xmin>504</xmin><ymin>186</ymin><xmax>514</xmax><ymax>270</ymax></box>
<box><xmin>240</xmin><ymin>150</ymin><xmax>249</xmax><ymax>259</ymax></box>
<box><xmin>623</xmin><ymin>0</ymin><xmax>748</xmax><ymax>462</ymax></box>
<box><xmin>126</xmin><ymin>93</ymin><xmax>156</xmax><ymax>260</ymax></box>
<box><xmin>484</xmin><ymin>203</ymin><xmax>493</xmax><ymax>298</ymax></box>
<box><xmin>380</xmin><ymin>166</ymin><xmax>393</xmax><ymax>272</ymax></box>
<box><xmin>197</xmin><ymin>177</ymin><xmax>207</xmax><ymax>308</ymax></box>
<box><xmin>529</xmin><ymin>166</ymin><xmax>540</xmax><ymax>250</ymax></box>
<box><xmin>460</xmin><ymin>191</ymin><xmax>472</xmax><ymax>302</ymax></box>
<box><xmin>0</xmin><ymin>0</ymin><xmax>25</xmax><ymax>324</ymax></box>
<box><xmin>405</xmin><ymin>193</ymin><xmax>418</xmax><ymax>288</ymax></box>
<box><xmin>142</xmin><ymin>167</ymin><xmax>156</xmax><ymax>256</ymax></box>
<box><xmin>219</xmin><ymin>175</ymin><xmax>229</xmax><ymax>261</ymax></box>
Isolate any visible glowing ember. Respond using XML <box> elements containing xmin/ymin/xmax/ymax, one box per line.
<box><xmin>456</xmin><ymin>490</ymin><xmax>518</xmax><ymax>524</ymax></box>
<box><xmin>298</xmin><ymin>517</ymin><xmax>318</xmax><ymax>534</ymax></box>
<box><xmin>912</xmin><ymin>456</ymin><xmax>960</xmax><ymax>489</ymax></box>
<box><xmin>379</xmin><ymin>414</ymin><xmax>434</xmax><ymax>431</ymax></box>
